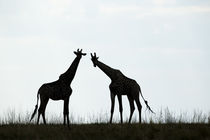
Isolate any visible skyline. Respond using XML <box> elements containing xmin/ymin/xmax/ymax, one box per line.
<box><xmin>0</xmin><ymin>0</ymin><xmax>210</xmax><ymax>120</ymax></box>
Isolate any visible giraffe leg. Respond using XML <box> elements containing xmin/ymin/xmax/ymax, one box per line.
<box><xmin>41</xmin><ymin>99</ymin><xmax>49</xmax><ymax>125</ymax></box>
<box><xmin>110</xmin><ymin>93</ymin><xmax>115</xmax><ymax>124</ymax></box>
<box><xmin>117</xmin><ymin>95</ymin><xmax>123</xmax><ymax>124</ymax></box>
<box><xmin>63</xmin><ymin>115</ymin><xmax>66</xmax><ymax>126</ymax></box>
<box><xmin>37</xmin><ymin>112</ymin><xmax>41</xmax><ymax>125</ymax></box>
<box><xmin>37</xmin><ymin>98</ymin><xmax>49</xmax><ymax>125</ymax></box>
<box><xmin>67</xmin><ymin>114</ymin><xmax>70</xmax><ymax>128</ymax></box>
<box><xmin>37</xmin><ymin>101</ymin><xmax>42</xmax><ymax>124</ymax></box>
<box><xmin>63</xmin><ymin>100</ymin><xmax>66</xmax><ymax>126</ymax></box>
<box><xmin>135</xmin><ymin>98</ymin><xmax>142</xmax><ymax>124</ymax></box>
<box><xmin>42</xmin><ymin>112</ymin><xmax>47</xmax><ymax>125</ymax></box>
<box><xmin>128</xmin><ymin>96</ymin><xmax>135</xmax><ymax>123</ymax></box>
<box><xmin>64</xmin><ymin>97</ymin><xmax>70</xmax><ymax>127</ymax></box>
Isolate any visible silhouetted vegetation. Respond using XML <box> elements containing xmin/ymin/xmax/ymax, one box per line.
<box><xmin>1</xmin><ymin>123</ymin><xmax>210</xmax><ymax>140</ymax></box>
<box><xmin>0</xmin><ymin>109</ymin><xmax>210</xmax><ymax>139</ymax></box>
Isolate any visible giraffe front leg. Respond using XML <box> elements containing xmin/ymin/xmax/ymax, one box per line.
<box><xmin>110</xmin><ymin>93</ymin><xmax>115</xmax><ymax>124</ymax></box>
<box><xmin>117</xmin><ymin>95</ymin><xmax>123</xmax><ymax>124</ymax></box>
<box><xmin>63</xmin><ymin>97</ymin><xmax>70</xmax><ymax>127</ymax></box>
<box><xmin>63</xmin><ymin>102</ymin><xmax>66</xmax><ymax>126</ymax></box>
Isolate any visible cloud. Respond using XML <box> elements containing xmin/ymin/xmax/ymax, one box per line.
<box><xmin>136</xmin><ymin>47</ymin><xmax>205</xmax><ymax>56</ymax></box>
<box><xmin>153</xmin><ymin>0</ymin><xmax>176</xmax><ymax>6</ymax></box>
<box><xmin>0</xmin><ymin>0</ymin><xmax>87</xmax><ymax>23</ymax></box>
<box><xmin>99</xmin><ymin>4</ymin><xmax>210</xmax><ymax>18</ymax></box>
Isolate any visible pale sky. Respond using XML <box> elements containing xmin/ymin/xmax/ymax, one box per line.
<box><xmin>0</xmin><ymin>0</ymin><xmax>210</xmax><ymax>121</ymax></box>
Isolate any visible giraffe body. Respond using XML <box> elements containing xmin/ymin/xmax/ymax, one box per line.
<box><xmin>38</xmin><ymin>81</ymin><xmax>72</xmax><ymax>101</ymax></box>
<box><xmin>110</xmin><ymin>77</ymin><xmax>139</xmax><ymax>96</ymax></box>
<box><xmin>30</xmin><ymin>49</ymin><xmax>86</xmax><ymax>127</ymax></box>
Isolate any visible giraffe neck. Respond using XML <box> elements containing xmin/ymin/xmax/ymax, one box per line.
<box><xmin>59</xmin><ymin>56</ymin><xmax>81</xmax><ymax>85</ymax></box>
<box><xmin>95</xmin><ymin>60</ymin><xmax>120</xmax><ymax>81</ymax></box>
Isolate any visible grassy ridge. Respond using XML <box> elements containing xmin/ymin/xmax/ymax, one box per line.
<box><xmin>0</xmin><ymin>123</ymin><xmax>210</xmax><ymax>140</ymax></box>
<box><xmin>0</xmin><ymin>109</ymin><xmax>210</xmax><ymax>139</ymax></box>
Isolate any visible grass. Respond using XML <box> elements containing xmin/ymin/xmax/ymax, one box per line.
<box><xmin>1</xmin><ymin>123</ymin><xmax>210</xmax><ymax>140</ymax></box>
<box><xmin>0</xmin><ymin>108</ymin><xmax>210</xmax><ymax>140</ymax></box>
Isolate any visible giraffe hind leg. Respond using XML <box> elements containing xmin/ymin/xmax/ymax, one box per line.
<box><xmin>37</xmin><ymin>112</ymin><xmax>41</xmax><ymax>125</ymax></box>
<box><xmin>42</xmin><ymin>99</ymin><xmax>49</xmax><ymax>124</ymax></box>
<box><xmin>37</xmin><ymin>104</ymin><xmax>42</xmax><ymax>124</ymax></box>
<box><xmin>128</xmin><ymin>96</ymin><xmax>135</xmax><ymax>123</ymax></box>
<box><xmin>37</xmin><ymin>98</ymin><xmax>49</xmax><ymax>125</ymax></box>
<box><xmin>134</xmin><ymin>98</ymin><xmax>142</xmax><ymax>124</ymax></box>
<box><xmin>42</xmin><ymin>112</ymin><xmax>47</xmax><ymax>124</ymax></box>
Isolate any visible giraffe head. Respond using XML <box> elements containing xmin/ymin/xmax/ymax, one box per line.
<box><xmin>90</xmin><ymin>52</ymin><xmax>99</xmax><ymax>67</ymax></box>
<box><xmin>74</xmin><ymin>49</ymin><xmax>87</xmax><ymax>57</ymax></box>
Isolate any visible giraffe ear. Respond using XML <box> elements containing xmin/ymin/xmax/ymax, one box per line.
<box><xmin>74</xmin><ymin>51</ymin><xmax>77</xmax><ymax>55</ymax></box>
<box><xmin>96</xmin><ymin>57</ymin><xmax>99</xmax><ymax>60</ymax></box>
<box><xmin>82</xmin><ymin>53</ymin><xmax>87</xmax><ymax>56</ymax></box>
<box><xmin>90</xmin><ymin>53</ymin><xmax>93</xmax><ymax>57</ymax></box>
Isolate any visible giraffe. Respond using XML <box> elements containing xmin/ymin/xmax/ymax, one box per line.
<box><xmin>90</xmin><ymin>53</ymin><xmax>154</xmax><ymax>124</ymax></box>
<box><xmin>30</xmin><ymin>49</ymin><xmax>86</xmax><ymax>127</ymax></box>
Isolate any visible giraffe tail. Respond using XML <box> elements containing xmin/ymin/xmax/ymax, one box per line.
<box><xmin>30</xmin><ymin>92</ymin><xmax>39</xmax><ymax>122</ymax></box>
<box><xmin>139</xmin><ymin>87</ymin><xmax>155</xmax><ymax>114</ymax></box>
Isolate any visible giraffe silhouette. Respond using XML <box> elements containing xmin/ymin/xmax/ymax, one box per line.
<box><xmin>30</xmin><ymin>49</ymin><xmax>86</xmax><ymax>127</ymax></box>
<box><xmin>91</xmin><ymin>53</ymin><xmax>154</xmax><ymax>124</ymax></box>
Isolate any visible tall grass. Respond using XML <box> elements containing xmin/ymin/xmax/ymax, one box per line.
<box><xmin>1</xmin><ymin>108</ymin><xmax>210</xmax><ymax>140</ymax></box>
<box><xmin>0</xmin><ymin>108</ymin><xmax>209</xmax><ymax>125</ymax></box>
<box><xmin>148</xmin><ymin>108</ymin><xmax>210</xmax><ymax>124</ymax></box>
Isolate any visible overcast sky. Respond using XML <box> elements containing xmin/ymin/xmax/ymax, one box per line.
<box><xmin>0</xmin><ymin>0</ymin><xmax>210</xmax><ymax>121</ymax></box>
